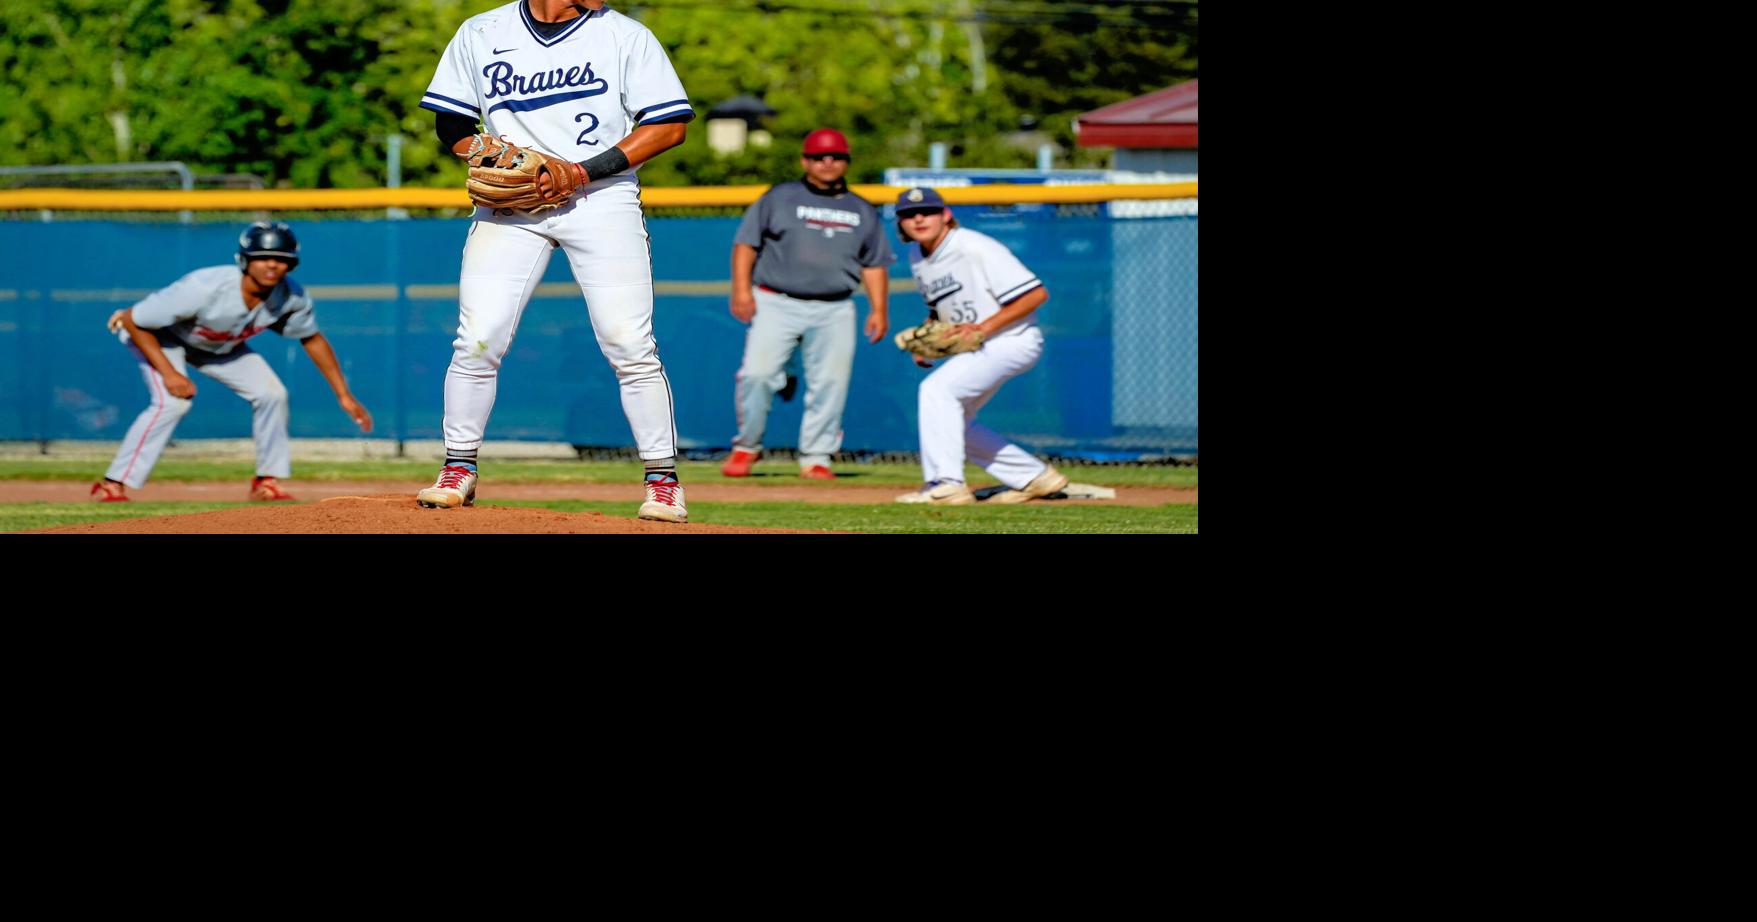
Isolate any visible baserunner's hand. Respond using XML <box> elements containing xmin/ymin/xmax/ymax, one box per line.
<box><xmin>339</xmin><ymin>394</ymin><xmax>373</xmax><ymax>433</ymax></box>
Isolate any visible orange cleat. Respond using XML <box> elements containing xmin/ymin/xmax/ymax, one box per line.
<box><xmin>250</xmin><ymin>476</ymin><xmax>295</xmax><ymax>501</ymax></box>
<box><xmin>721</xmin><ymin>449</ymin><xmax>759</xmax><ymax>477</ymax></box>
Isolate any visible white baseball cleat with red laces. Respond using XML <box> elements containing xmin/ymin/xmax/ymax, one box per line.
<box><xmin>416</xmin><ymin>464</ymin><xmax>478</xmax><ymax>509</ymax></box>
<box><xmin>638</xmin><ymin>472</ymin><xmax>687</xmax><ymax>523</ymax></box>
<box><xmin>895</xmin><ymin>480</ymin><xmax>976</xmax><ymax>505</ymax></box>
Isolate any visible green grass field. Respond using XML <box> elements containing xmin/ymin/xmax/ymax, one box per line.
<box><xmin>0</xmin><ymin>458</ymin><xmax>1198</xmax><ymax>489</ymax></box>
<box><xmin>482</xmin><ymin>499</ymin><xmax>1197</xmax><ymax>534</ymax></box>
<box><xmin>0</xmin><ymin>501</ymin><xmax>245</xmax><ymax>532</ymax></box>
<box><xmin>0</xmin><ymin>458</ymin><xmax>1196</xmax><ymax>534</ymax></box>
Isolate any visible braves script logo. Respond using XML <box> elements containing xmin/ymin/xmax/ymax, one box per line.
<box><xmin>921</xmin><ymin>274</ymin><xmax>963</xmax><ymax>306</ymax></box>
<box><xmin>797</xmin><ymin>205</ymin><xmax>860</xmax><ymax>237</ymax></box>
<box><xmin>482</xmin><ymin>61</ymin><xmax>608</xmax><ymax>113</ymax></box>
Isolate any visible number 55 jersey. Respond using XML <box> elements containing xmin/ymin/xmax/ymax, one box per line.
<box><xmin>907</xmin><ymin>227</ymin><xmax>1043</xmax><ymax>339</ymax></box>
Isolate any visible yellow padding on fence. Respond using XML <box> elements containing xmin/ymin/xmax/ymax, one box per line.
<box><xmin>0</xmin><ymin>182</ymin><xmax>1196</xmax><ymax>211</ymax></box>
<box><xmin>402</xmin><ymin>279</ymin><xmax>919</xmax><ymax>300</ymax></box>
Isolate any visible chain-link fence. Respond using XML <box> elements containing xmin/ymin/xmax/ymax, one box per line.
<box><xmin>0</xmin><ymin>196</ymin><xmax>1195</xmax><ymax>459</ymax></box>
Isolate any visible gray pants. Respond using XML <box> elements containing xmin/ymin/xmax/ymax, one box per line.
<box><xmin>732</xmin><ymin>290</ymin><xmax>855</xmax><ymax>468</ymax></box>
<box><xmin>105</xmin><ymin>344</ymin><xmax>291</xmax><ymax>488</ymax></box>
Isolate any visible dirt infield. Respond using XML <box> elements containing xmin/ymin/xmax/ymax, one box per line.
<box><xmin>28</xmin><ymin>494</ymin><xmax>822</xmax><ymax>534</ymax></box>
<box><xmin>0</xmin><ymin>480</ymin><xmax>1195</xmax><ymax>506</ymax></box>
<box><xmin>9</xmin><ymin>479</ymin><xmax>1195</xmax><ymax>534</ymax></box>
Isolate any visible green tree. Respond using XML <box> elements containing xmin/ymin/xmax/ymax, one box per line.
<box><xmin>982</xmin><ymin>2</ymin><xmax>1199</xmax><ymax>167</ymax></box>
<box><xmin>635</xmin><ymin>0</ymin><xmax>1020</xmax><ymax>186</ymax></box>
<box><xmin>0</xmin><ymin>1</ymin><xmax>1197</xmax><ymax>187</ymax></box>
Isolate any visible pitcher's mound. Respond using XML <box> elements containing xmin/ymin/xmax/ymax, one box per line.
<box><xmin>33</xmin><ymin>495</ymin><xmax>827</xmax><ymax>534</ymax></box>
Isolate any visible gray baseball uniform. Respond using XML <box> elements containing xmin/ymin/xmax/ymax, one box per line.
<box><xmin>104</xmin><ymin>266</ymin><xmax>318</xmax><ymax>488</ymax></box>
<box><xmin>732</xmin><ymin>179</ymin><xmax>893</xmax><ymax>466</ymax></box>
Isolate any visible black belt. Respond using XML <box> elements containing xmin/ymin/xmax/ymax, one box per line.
<box><xmin>757</xmin><ymin>285</ymin><xmax>850</xmax><ymax>302</ymax></box>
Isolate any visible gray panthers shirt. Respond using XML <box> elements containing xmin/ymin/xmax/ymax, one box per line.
<box><xmin>119</xmin><ymin>265</ymin><xmax>319</xmax><ymax>364</ymax></box>
<box><xmin>735</xmin><ymin>179</ymin><xmax>895</xmax><ymax>300</ymax></box>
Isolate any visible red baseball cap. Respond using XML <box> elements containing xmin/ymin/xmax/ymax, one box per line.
<box><xmin>802</xmin><ymin>128</ymin><xmax>850</xmax><ymax>156</ymax></box>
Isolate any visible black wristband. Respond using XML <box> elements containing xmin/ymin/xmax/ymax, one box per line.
<box><xmin>583</xmin><ymin>147</ymin><xmax>631</xmax><ymax>182</ymax></box>
<box><xmin>435</xmin><ymin>111</ymin><xmax>478</xmax><ymax>152</ymax></box>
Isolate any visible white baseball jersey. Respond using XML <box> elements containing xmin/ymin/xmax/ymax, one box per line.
<box><xmin>420</xmin><ymin>2</ymin><xmax>693</xmax><ymax>171</ymax></box>
<box><xmin>120</xmin><ymin>265</ymin><xmax>318</xmax><ymax>362</ymax></box>
<box><xmin>906</xmin><ymin>228</ymin><xmax>1042</xmax><ymax>338</ymax></box>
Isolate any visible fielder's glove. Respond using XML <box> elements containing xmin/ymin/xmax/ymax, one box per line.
<box><xmin>894</xmin><ymin>319</ymin><xmax>985</xmax><ymax>360</ymax></box>
<box><xmin>462</xmin><ymin>134</ymin><xmax>586</xmax><ymax>213</ymax></box>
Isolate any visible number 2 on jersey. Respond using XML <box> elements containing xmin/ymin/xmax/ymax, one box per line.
<box><xmin>575</xmin><ymin>112</ymin><xmax>600</xmax><ymax>146</ymax></box>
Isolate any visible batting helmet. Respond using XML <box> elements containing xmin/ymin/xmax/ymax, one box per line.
<box><xmin>236</xmin><ymin>221</ymin><xmax>300</xmax><ymax>272</ymax></box>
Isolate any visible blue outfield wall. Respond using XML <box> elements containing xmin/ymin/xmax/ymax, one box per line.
<box><xmin>0</xmin><ymin>212</ymin><xmax>1196</xmax><ymax>456</ymax></box>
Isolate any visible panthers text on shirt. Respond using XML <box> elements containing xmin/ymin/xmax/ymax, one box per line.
<box><xmin>797</xmin><ymin>205</ymin><xmax>862</xmax><ymax>235</ymax></box>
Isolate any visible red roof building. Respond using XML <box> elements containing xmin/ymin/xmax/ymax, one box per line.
<box><xmin>1076</xmin><ymin>80</ymin><xmax>1198</xmax><ymax>148</ymax></box>
<box><xmin>1075</xmin><ymin>80</ymin><xmax>1198</xmax><ymax>174</ymax></box>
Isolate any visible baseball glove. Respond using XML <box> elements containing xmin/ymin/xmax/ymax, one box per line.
<box><xmin>462</xmin><ymin>134</ymin><xmax>585</xmax><ymax>213</ymax></box>
<box><xmin>894</xmin><ymin>320</ymin><xmax>985</xmax><ymax>360</ymax></box>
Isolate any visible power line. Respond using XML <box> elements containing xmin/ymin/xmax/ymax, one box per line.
<box><xmin>629</xmin><ymin>1</ymin><xmax>1198</xmax><ymax>27</ymax></box>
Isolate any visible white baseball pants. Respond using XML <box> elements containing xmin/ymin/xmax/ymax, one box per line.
<box><xmin>106</xmin><ymin>343</ymin><xmax>292</xmax><ymax>488</ymax></box>
<box><xmin>916</xmin><ymin>328</ymin><xmax>1052</xmax><ymax>488</ymax></box>
<box><xmin>731</xmin><ymin>290</ymin><xmax>855</xmax><ymax>468</ymax></box>
<box><xmin>442</xmin><ymin>185</ymin><xmax>677</xmax><ymax>461</ymax></box>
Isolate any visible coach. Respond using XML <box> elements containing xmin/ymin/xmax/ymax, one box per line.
<box><xmin>721</xmin><ymin>128</ymin><xmax>894</xmax><ymax>479</ymax></box>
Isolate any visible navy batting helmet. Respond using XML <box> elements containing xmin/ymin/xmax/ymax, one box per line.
<box><xmin>236</xmin><ymin>221</ymin><xmax>300</xmax><ymax>272</ymax></box>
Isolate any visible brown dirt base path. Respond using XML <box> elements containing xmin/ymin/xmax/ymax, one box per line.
<box><xmin>0</xmin><ymin>480</ymin><xmax>1196</xmax><ymax>506</ymax></box>
<box><xmin>10</xmin><ymin>480</ymin><xmax>1196</xmax><ymax>535</ymax></box>
<box><xmin>30</xmin><ymin>494</ymin><xmax>823</xmax><ymax>534</ymax></box>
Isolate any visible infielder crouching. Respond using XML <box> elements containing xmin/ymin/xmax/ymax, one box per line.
<box><xmin>90</xmin><ymin>222</ymin><xmax>373</xmax><ymax>503</ymax></box>
<box><xmin>892</xmin><ymin>188</ymin><xmax>1068</xmax><ymax>505</ymax></box>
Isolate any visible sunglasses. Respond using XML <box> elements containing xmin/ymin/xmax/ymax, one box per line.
<box><xmin>899</xmin><ymin>207</ymin><xmax>944</xmax><ymax>218</ymax></box>
<box><xmin>805</xmin><ymin>153</ymin><xmax>850</xmax><ymax>162</ymax></box>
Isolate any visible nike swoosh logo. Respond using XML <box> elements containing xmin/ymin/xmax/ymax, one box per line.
<box><xmin>494</xmin><ymin>47</ymin><xmax>517</xmax><ymax>54</ymax></box>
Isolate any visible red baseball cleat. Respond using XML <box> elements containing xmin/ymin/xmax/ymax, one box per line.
<box><xmin>250</xmin><ymin>476</ymin><xmax>295</xmax><ymax>501</ymax></box>
<box><xmin>90</xmin><ymin>480</ymin><xmax>130</xmax><ymax>502</ymax></box>
<box><xmin>799</xmin><ymin>465</ymin><xmax>835</xmax><ymax>480</ymax></box>
<box><xmin>721</xmin><ymin>448</ymin><xmax>759</xmax><ymax>477</ymax></box>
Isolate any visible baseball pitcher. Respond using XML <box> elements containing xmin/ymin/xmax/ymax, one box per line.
<box><xmin>415</xmin><ymin>0</ymin><xmax>693</xmax><ymax>522</ymax></box>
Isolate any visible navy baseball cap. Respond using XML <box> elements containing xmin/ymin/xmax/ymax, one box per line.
<box><xmin>896</xmin><ymin>187</ymin><xmax>948</xmax><ymax>215</ymax></box>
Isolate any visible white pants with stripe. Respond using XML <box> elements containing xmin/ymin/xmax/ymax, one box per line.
<box><xmin>442</xmin><ymin>181</ymin><xmax>677</xmax><ymax>461</ymax></box>
<box><xmin>916</xmin><ymin>327</ymin><xmax>1052</xmax><ymax>488</ymax></box>
<box><xmin>105</xmin><ymin>343</ymin><xmax>291</xmax><ymax>488</ymax></box>
<box><xmin>732</xmin><ymin>289</ymin><xmax>855</xmax><ymax>468</ymax></box>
